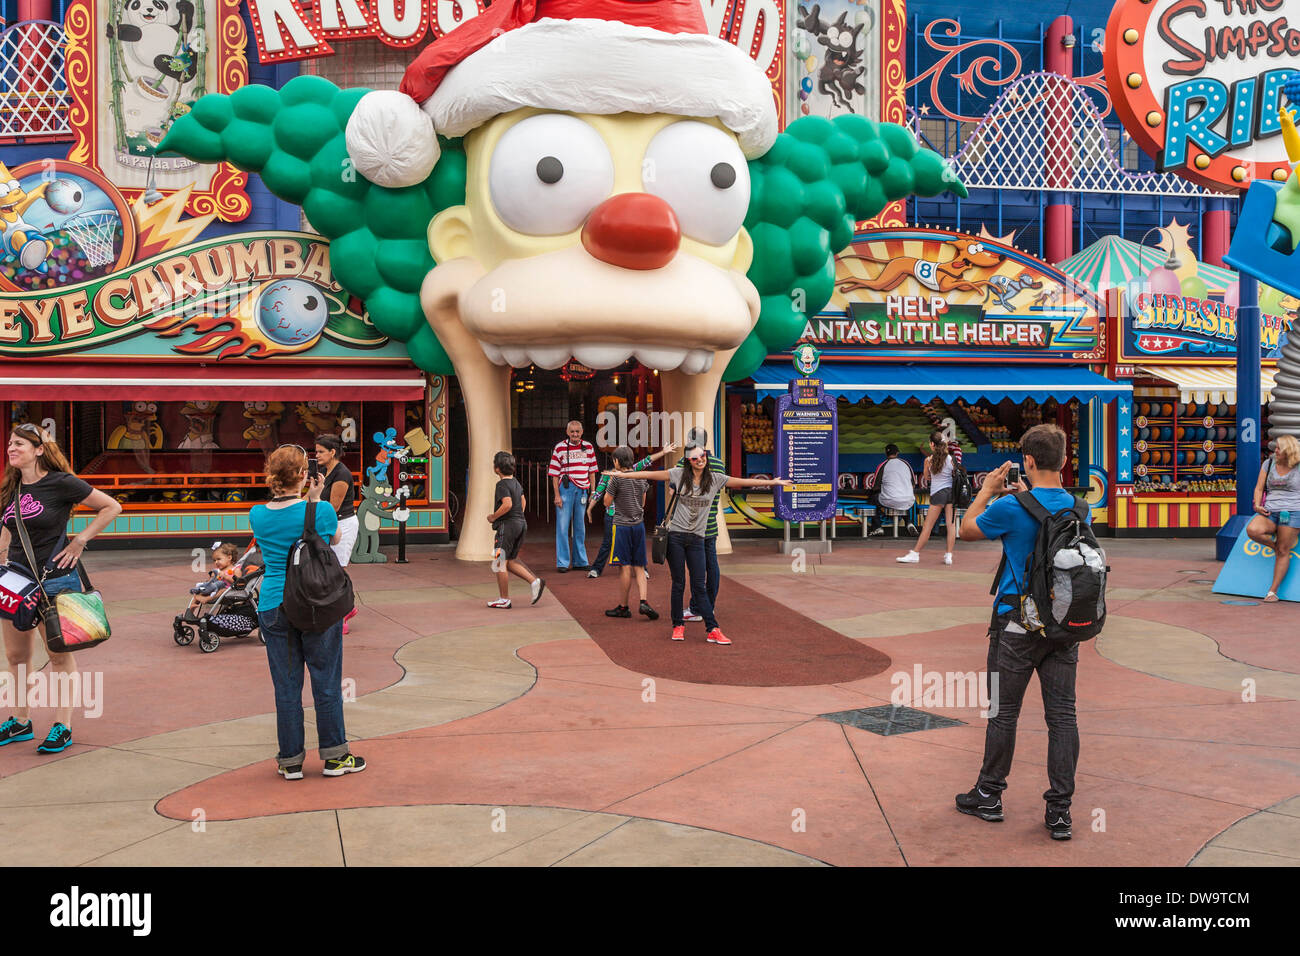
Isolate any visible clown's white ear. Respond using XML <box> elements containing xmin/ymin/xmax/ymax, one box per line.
<box><xmin>345</xmin><ymin>90</ymin><xmax>440</xmax><ymax>189</ymax></box>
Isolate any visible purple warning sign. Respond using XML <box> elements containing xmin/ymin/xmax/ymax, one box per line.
<box><xmin>774</xmin><ymin>377</ymin><xmax>839</xmax><ymax>523</ymax></box>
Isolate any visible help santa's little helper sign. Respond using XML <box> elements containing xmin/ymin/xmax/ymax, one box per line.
<box><xmin>1105</xmin><ymin>0</ymin><xmax>1300</xmax><ymax>190</ymax></box>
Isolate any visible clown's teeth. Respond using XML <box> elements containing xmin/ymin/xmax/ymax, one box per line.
<box><xmin>573</xmin><ymin>345</ymin><xmax>634</xmax><ymax>368</ymax></box>
<box><xmin>528</xmin><ymin>347</ymin><xmax>570</xmax><ymax>369</ymax></box>
<box><xmin>500</xmin><ymin>347</ymin><xmax>529</xmax><ymax>367</ymax></box>
<box><xmin>680</xmin><ymin>349</ymin><xmax>713</xmax><ymax>374</ymax></box>
<box><xmin>479</xmin><ymin>342</ymin><xmax>505</xmax><ymax>365</ymax></box>
<box><xmin>634</xmin><ymin>348</ymin><xmax>686</xmax><ymax>371</ymax></box>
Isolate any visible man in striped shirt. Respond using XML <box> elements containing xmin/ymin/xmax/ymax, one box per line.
<box><xmin>548</xmin><ymin>421</ymin><xmax>598</xmax><ymax>572</ymax></box>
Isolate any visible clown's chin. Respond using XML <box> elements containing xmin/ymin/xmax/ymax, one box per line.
<box><xmin>456</xmin><ymin>244</ymin><xmax>759</xmax><ymax>372</ymax></box>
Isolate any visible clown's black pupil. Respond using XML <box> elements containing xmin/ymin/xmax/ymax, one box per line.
<box><xmin>537</xmin><ymin>156</ymin><xmax>564</xmax><ymax>184</ymax></box>
<box><xmin>711</xmin><ymin>162</ymin><xmax>736</xmax><ymax>189</ymax></box>
<box><xmin>304</xmin><ymin>295</ymin><xmax>318</xmax><ymax>310</ymax></box>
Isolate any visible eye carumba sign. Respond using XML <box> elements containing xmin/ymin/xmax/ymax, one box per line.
<box><xmin>246</xmin><ymin>0</ymin><xmax>786</xmax><ymax>74</ymax></box>
<box><xmin>1105</xmin><ymin>0</ymin><xmax>1300</xmax><ymax>190</ymax></box>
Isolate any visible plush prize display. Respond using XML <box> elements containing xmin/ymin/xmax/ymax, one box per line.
<box><xmin>160</xmin><ymin>0</ymin><xmax>966</xmax><ymax>560</ymax></box>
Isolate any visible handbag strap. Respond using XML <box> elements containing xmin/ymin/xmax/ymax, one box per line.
<box><xmin>9</xmin><ymin>491</ymin><xmax>43</xmax><ymax>586</ymax></box>
<box><xmin>661</xmin><ymin>473</ymin><xmax>686</xmax><ymax>526</ymax></box>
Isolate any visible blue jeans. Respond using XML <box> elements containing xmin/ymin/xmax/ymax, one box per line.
<box><xmin>667</xmin><ymin>531</ymin><xmax>717</xmax><ymax>630</ymax></box>
<box><xmin>258</xmin><ymin>605</ymin><xmax>349</xmax><ymax>768</ymax></box>
<box><xmin>555</xmin><ymin>481</ymin><xmax>590</xmax><ymax>569</ymax></box>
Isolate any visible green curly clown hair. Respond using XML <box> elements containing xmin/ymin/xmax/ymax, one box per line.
<box><xmin>160</xmin><ymin>74</ymin><xmax>966</xmax><ymax>380</ymax></box>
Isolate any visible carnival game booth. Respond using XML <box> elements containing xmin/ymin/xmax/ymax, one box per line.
<box><xmin>727</xmin><ymin>228</ymin><xmax>1128</xmax><ymax>534</ymax></box>
<box><xmin>1107</xmin><ymin>289</ymin><xmax>1286</xmax><ymax>536</ymax></box>
<box><xmin>1</xmin><ymin>229</ymin><xmax>447</xmax><ymax>548</ymax></box>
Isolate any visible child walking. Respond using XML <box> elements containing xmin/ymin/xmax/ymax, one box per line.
<box><xmin>486</xmin><ymin>451</ymin><xmax>545</xmax><ymax>609</ymax></box>
<box><xmin>603</xmin><ymin>446</ymin><xmax>658</xmax><ymax>621</ymax></box>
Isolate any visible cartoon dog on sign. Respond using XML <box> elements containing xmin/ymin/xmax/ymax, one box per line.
<box><xmin>838</xmin><ymin>241</ymin><xmax>1002</xmax><ymax>296</ymax></box>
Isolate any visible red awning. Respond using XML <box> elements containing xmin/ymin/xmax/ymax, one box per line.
<box><xmin>0</xmin><ymin>363</ymin><xmax>428</xmax><ymax>401</ymax></box>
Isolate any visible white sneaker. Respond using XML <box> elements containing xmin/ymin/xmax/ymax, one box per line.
<box><xmin>487</xmin><ymin>598</ymin><xmax>511</xmax><ymax>609</ymax></box>
<box><xmin>943</xmin><ymin>553</ymin><xmax>953</xmax><ymax>565</ymax></box>
<box><xmin>683</xmin><ymin>608</ymin><xmax>704</xmax><ymax>622</ymax></box>
<box><xmin>530</xmin><ymin>578</ymin><xmax>545</xmax><ymax>604</ymax></box>
<box><xmin>896</xmin><ymin>551</ymin><xmax>920</xmax><ymax>563</ymax></box>
<box><xmin>587</xmin><ymin>569</ymin><xmax>600</xmax><ymax>579</ymax></box>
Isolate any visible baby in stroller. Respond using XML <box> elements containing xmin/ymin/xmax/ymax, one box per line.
<box><xmin>173</xmin><ymin>540</ymin><xmax>265</xmax><ymax>653</ymax></box>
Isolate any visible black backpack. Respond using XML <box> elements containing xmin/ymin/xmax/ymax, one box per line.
<box><xmin>282</xmin><ymin>501</ymin><xmax>355</xmax><ymax>633</ymax></box>
<box><xmin>995</xmin><ymin>492</ymin><xmax>1108</xmax><ymax>642</ymax></box>
<box><xmin>952</xmin><ymin>463</ymin><xmax>973</xmax><ymax>508</ymax></box>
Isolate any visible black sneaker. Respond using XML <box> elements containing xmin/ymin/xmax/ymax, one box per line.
<box><xmin>0</xmin><ymin>716</ymin><xmax>34</xmax><ymax>746</ymax></box>
<box><xmin>955</xmin><ymin>785</ymin><xmax>1003</xmax><ymax>822</ymax></box>
<box><xmin>605</xmin><ymin>604</ymin><xmax>631</xmax><ymax>618</ymax></box>
<box><xmin>639</xmin><ymin>600</ymin><xmax>659</xmax><ymax>621</ymax></box>
<box><xmin>277</xmin><ymin>764</ymin><xmax>304</xmax><ymax>780</ymax></box>
<box><xmin>1045</xmin><ymin>808</ymin><xmax>1072</xmax><ymax>840</ymax></box>
<box><xmin>323</xmin><ymin>754</ymin><xmax>366</xmax><ymax>776</ymax></box>
<box><xmin>36</xmin><ymin>723</ymin><xmax>72</xmax><ymax>754</ymax></box>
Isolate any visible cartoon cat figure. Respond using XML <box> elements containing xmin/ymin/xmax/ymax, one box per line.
<box><xmin>798</xmin><ymin>4</ymin><xmax>867</xmax><ymax>112</ymax></box>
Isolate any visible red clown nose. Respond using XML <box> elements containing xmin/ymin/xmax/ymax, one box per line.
<box><xmin>581</xmin><ymin>194</ymin><xmax>681</xmax><ymax>271</ymax></box>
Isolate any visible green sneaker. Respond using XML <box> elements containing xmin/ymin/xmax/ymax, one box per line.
<box><xmin>322</xmin><ymin>753</ymin><xmax>367</xmax><ymax>777</ymax></box>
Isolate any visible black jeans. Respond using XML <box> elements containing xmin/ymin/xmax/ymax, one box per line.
<box><xmin>978</xmin><ymin>611</ymin><xmax>1080</xmax><ymax>812</ymax></box>
<box><xmin>590</xmin><ymin>517</ymin><xmax>613</xmax><ymax>575</ymax></box>
<box><xmin>703</xmin><ymin>534</ymin><xmax>720</xmax><ymax>610</ymax></box>
<box><xmin>666</xmin><ymin>531</ymin><xmax>716</xmax><ymax>630</ymax></box>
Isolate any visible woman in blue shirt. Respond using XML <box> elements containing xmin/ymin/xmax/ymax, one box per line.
<box><xmin>250</xmin><ymin>445</ymin><xmax>365</xmax><ymax>780</ymax></box>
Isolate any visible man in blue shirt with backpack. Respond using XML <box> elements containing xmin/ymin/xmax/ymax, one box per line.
<box><xmin>957</xmin><ymin>424</ymin><xmax>1093</xmax><ymax>841</ymax></box>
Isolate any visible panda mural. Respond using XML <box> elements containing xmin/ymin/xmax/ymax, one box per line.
<box><xmin>105</xmin><ymin>0</ymin><xmax>205</xmax><ymax>159</ymax></box>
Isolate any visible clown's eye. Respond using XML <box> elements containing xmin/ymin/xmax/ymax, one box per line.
<box><xmin>642</xmin><ymin>121</ymin><xmax>749</xmax><ymax>246</ymax></box>
<box><xmin>489</xmin><ymin>115</ymin><xmax>614</xmax><ymax>236</ymax></box>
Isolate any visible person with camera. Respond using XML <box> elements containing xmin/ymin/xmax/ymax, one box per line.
<box><xmin>249</xmin><ymin>445</ymin><xmax>365</xmax><ymax>780</ymax></box>
<box><xmin>314</xmin><ymin>434</ymin><xmax>359</xmax><ymax>633</ymax></box>
<box><xmin>548</xmin><ymin>421</ymin><xmax>598</xmax><ymax>573</ymax></box>
<box><xmin>0</xmin><ymin>424</ymin><xmax>121</xmax><ymax>754</ymax></box>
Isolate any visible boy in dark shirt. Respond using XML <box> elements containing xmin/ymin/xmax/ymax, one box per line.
<box><xmin>603</xmin><ymin>446</ymin><xmax>658</xmax><ymax>621</ymax></box>
<box><xmin>486</xmin><ymin>452</ymin><xmax>544</xmax><ymax>609</ymax></box>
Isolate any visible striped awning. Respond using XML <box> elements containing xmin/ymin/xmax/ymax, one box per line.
<box><xmin>1059</xmin><ymin>236</ymin><xmax>1240</xmax><ymax>294</ymax></box>
<box><xmin>1137</xmin><ymin>365</ymin><xmax>1276</xmax><ymax>405</ymax></box>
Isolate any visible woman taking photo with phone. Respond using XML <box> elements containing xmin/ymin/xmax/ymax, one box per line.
<box><xmin>898</xmin><ymin>430</ymin><xmax>958</xmax><ymax>565</ymax></box>
<box><xmin>611</xmin><ymin>447</ymin><xmax>790</xmax><ymax>646</ymax></box>
<box><xmin>1247</xmin><ymin>435</ymin><xmax>1300</xmax><ymax>603</ymax></box>
<box><xmin>0</xmin><ymin>424</ymin><xmax>121</xmax><ymax>754</ymax></box>
<box><xmin>250</xmin><ymin>445</ymin><xmax>365</xmax><ymax>779</ymax></box>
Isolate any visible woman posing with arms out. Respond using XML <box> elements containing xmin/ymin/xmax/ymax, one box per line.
<box><xmin>1247</xmin><ymin>435</ymin><xmax>1300</xmax><ymax>602</ymax></box>
<box><xmin>899</xmin><ymin>430</ymin><xmax>958</xmax><ymax>565</ymax></box>
<box><xmin>250</xmin><ymin>445</ymin><xmax>365</xmax><ymax>779</ymax></box>
<box><xmin>610</xmin><ymin>447</ymin><xmax>790</xmax><ymax>646</ymax></box>
<box><xmin>0</xmin><ymin>424</ymin><xmax>121</xmax><ymax>754</ymax></box>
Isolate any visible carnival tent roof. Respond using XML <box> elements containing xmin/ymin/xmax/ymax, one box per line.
<box><xmin>1059</xmin><ymin>235</ymin><xmax>1237</xmax><ymax>294</ymax></box>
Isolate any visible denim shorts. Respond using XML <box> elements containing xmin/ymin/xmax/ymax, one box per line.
<box><xmin>1270</xmin><ymin>510</ymin><xmax>1300</xmax><ymax>529</ymax></box>
<box><xmin>7</xmin><ymin>565</ymin><xmax>81</xmax><ymax>632</ymax></box>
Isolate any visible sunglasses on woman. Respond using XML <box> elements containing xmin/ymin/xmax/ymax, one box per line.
<box><xmin>13</xmin><ymin>423</ymin><xmax>44</xmax><ymax>443</ymax></box>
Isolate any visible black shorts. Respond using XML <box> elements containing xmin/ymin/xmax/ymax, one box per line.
<box><xmin>930</xmin><ymin>488</ymin><xmax>954</xmax><ymax>507</ymax></box>
<box><xmin>494</xmin><ymin>519</ymin><xmax>527</xmax><ymax>562</ymax></box>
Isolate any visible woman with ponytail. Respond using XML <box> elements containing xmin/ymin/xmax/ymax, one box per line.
<box><xmin>898</xmin><ymin>430</ymin><xmax>958</xmax><ymax>565</ymax></box>
<box><xmin>0</xmin><ymin>423</ymin><xmax>121</xmax><ymax>754</ymax></box>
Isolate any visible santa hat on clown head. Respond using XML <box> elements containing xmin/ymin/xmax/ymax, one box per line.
<box><xmin>345</xmin><ymin>0</ymin><xmax>779</xmax><ymax>188</ymax></box>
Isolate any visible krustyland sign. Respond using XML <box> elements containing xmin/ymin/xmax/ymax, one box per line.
<box><xmin>1106</xmin><ymin>0</ymin><xmax>1300</xmax><ymax>190</ymax></box>
<box><xmin>0</xmin><ymin>232</ymin><xmax>399</xmax><ymax>361</ymax></box>
<box><xmin>798</xmin><ymin>228</ymin><xmax>1105</xmax><ymax>362</ymax></box>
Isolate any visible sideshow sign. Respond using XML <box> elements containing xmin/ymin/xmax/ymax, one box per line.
<box><xmin>1116</xmin><ymin>288</ymin><xmax>1293</xmax><ymax>362</ymax></box>
<box><xmin>0</xmin><ymin>232</ymin><xmax>405</xmax><ymax>361</ymax></box>
<box><xmin>774</xmin><ymin>372</ymin><xmax>838</xmax><ymax>523</ymax></box>
<box><xmin>64</xmin><ymin>0</ymin><xmax>251</xmax><ymax>220</ymax></box>
<box><xmin>800</xmin><ymin>228</ymin><xmax>1106</xmax><ymax>361</ymax></box>
<box><xmin>1105</xmin><ymin>0</ymin><xmax>1300</xmax><ymax>190</ymax></box>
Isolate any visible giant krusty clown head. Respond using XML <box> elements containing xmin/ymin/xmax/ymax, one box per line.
<box><xmin>161</xmin><ymin>0</ymin><xmax>966</xmax><ymax>560</ymax></box>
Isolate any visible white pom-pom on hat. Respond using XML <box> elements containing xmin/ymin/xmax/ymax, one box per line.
<box><xmin>344</xmin><ymin>90</ymin><xmax>440</xmax><ymax>189</ymax></box>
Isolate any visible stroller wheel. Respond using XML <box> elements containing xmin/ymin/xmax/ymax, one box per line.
<box><xmin>198</xmin><ymin>622</ymin><xmax>219</xmax><ymax>653</ymax></box>
<box><xmin>174</xmin><ymin>621</ymin><xmax>194</xmax><ymax>646</ymax></box>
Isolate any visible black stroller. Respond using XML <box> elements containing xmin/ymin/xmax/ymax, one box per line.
<box><xmin>173</xmin><ymin>543</ymin><xmax>266</xmax><ymax>653</ymax></box>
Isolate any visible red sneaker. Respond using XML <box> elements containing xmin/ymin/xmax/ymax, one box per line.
<box><xmin>706</xmin><ymin>628</ymin><xmax>732</xmax><ymax>646</ymax></box>
<box><xmin>671</xmin><ymin>626</ymin><xmax>686</xmax><ymax>641</ymax></box>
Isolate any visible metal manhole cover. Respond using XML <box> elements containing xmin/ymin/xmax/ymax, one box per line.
<box><xmin>1191</xmin><ymin>579</ymin><xmax>1215</xmax><ymax>584</ymax></box>
<box><xmin>1178</xmin><ymin>569</ymin><xmax>1207</xmax><ymax>574</ymax></box>
<box><xmin>1221</xmin><ymin>599</ymin><xmax>1260</xmax><ymax>606</ymax></box>
<box><xmin>819</xmin><ymin>705</ymin><xmax>966</xmax><ymax>736</ymax></box>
